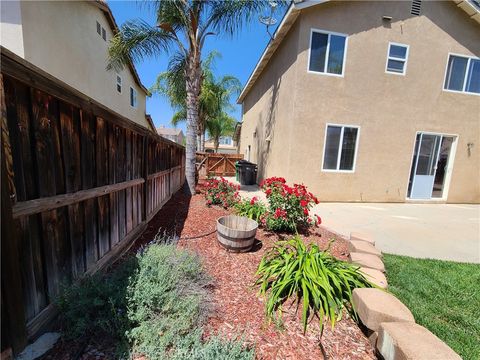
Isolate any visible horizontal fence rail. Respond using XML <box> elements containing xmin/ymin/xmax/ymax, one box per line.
<box><xmin>0</xmin><ymin>47</ymin><xmax>185</xmax><ymax>354</ymax></box>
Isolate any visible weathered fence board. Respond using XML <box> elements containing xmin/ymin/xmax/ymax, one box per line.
<box><xmin>1</xmin><ymin>48</ymin><xmax>185</xmax><ymax>355</ymax></box>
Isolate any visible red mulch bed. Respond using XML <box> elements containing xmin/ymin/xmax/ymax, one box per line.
<box><xmin>43</xmin><ymin>185</ymin><xmax>376</xmax><ymax>359</ymax></box>
<box><xmin>137</xmin><ymin>186</ymin><xmax>376</xmax><ymax>360</ymax></box>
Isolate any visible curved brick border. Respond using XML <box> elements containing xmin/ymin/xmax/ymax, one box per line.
<box><xmin>318</xmin><ymin>226</ymin><xmax>461</xmax><ymax>360</ymax></box>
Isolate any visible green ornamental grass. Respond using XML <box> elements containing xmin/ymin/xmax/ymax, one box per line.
<box><xmin>255</xmin><ymin>236</ymin><xmax>372</xmax><ymax>333</ymax></box>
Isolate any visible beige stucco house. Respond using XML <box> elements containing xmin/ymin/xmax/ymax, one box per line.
<box><xmin>205</xmin><ymin>136</ymin><xmax>238</xmax><ymax>154</ymax></box>
<box><xmin>157</xmin><ymin>126</ymin><xmax>185</xmax><ymax>145</ymax></box>
<box><xmin>238</xmin><ymin>0</ymin><xmax>480</xmax><ymax>203</ymax></box>
<box><xmin>0</xmin><ymin>0</ymin><xmax>154</xmax><ymax>131</ymax></box>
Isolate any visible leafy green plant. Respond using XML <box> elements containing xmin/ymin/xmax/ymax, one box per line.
<box><xmin>56</xmin><ymin>257</ymin><xmax>136</xmax><ymax>349</ymax></box>
<box><xmin>127</xmin><ymin>244</ymin><xmax>212</xmax><ymax>359</ymax></box>
<box><xmin>255</xmin><ymin>236</ymin><xmax>372</xmax><ymax>333</ymax></box>
<box><xmin>234</xmin><ymin>196</ymin><xmax>266</xmax><ymax>222</ymax></box>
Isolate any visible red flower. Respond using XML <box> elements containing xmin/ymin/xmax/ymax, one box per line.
<box><xmin>300</xmin><ymin>199</ymin><xmax>308</xmax><ymax>208</ymax></box>
<box><xmin>250</xmin><ymin>196</ymin><xmax>258</xmax><ymax>205</ymax></box>
<box><xmin>315</xmin><ymin>215</ymin><xmax>322</xmax><ymax>225</ymax></box>
<box><xmin>274</xmin><ymin>208</ymin><xmax>286</xmax><ymax>219</ymax></box>
<box><xmin>265</xmin><ymin>188</ymin><xmax>272</xmax><ymax>196</ymax></box>
<box><xmin>303</xmin><ymin>208</ymin><xmax>309</xmax><ymax>215</ymax></box>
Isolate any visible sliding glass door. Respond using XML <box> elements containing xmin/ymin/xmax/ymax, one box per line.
<box><xmin>408</xmin><ymin>133</ymin><xmax>455</xmax><ymax>199</ymax></box>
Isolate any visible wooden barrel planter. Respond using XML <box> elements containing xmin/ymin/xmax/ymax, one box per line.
<box><xmin>216</xmin><ymin>215</ymin><xmax>258</xmax><ymax>252</ymax></box>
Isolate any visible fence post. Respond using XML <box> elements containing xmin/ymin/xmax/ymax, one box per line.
<box><xmin>1</xmin><ymin>74</ymin><xmax>28</xmax><ymax>353</ymax></box>
<box><xmin>142</xmin><ymin>135</ymin><xmax>149</xmax><ymax>221</ymax></box>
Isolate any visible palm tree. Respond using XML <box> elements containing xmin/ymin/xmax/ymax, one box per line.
<box><xmin>151</xmin><ymin>51</ymin><xmax>241</xmax><ymax>152</ymax></box>
<box><xmin>107</xmin><ymin>1</ymin><xmax>267</xmax><ymax>195</ymax></box>
<box><xmin>206</xmin><ymin>112</ymin><xmax>236</xmax><ymax>153</ymax></box>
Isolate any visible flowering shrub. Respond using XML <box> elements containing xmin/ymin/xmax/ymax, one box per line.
<box><xmin>259</xmin><ymin>177</ymin><xmax>320</xmax><ymax>232</ymax></box>
<box><xmin>204</xmin><ymin>177</ymin><xmax>240</xmax><ymax>208</ymax></box>
<box><xmin>234</xmin><ymin>196</ymin><xmax>267</xmax><ymax>223</ymax></box>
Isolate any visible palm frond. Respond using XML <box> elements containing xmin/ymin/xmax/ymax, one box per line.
<box><xmin>171</xmin><ymin>109</ymin><xmax>187</xmax><ymax>127</ymax></box>
<box><xmin>107</xmin><ymin>19</ymin><xmax>173</xmax><ymax>71</ymax></box>
<box><xmin>207</xmin><ymin>0</ymin><xmax>267</xmax><ymax>37</ymax></box>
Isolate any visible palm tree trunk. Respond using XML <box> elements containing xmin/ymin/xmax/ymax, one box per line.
<box><xmin>185</xmin><ymin>53</ymin><xmax>201</xmax><ymax>195</ymax></box>
<box><xmin>214</xmin><ymin>139</ymin><xmax>219</xmax><ymax>153</ymax></box>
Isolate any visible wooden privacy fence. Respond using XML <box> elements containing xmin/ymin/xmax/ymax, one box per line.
<box><xmin>1</xmin><ymin>48</ymin><xmax>185</xmax><ymax>353</ymax></box>
<box><xmin>196</xmin><ymin>152</ymin><xmax>243</xmax><ymax>178</ymax></box>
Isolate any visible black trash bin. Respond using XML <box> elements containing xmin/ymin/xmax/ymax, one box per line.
<box><xmin>237</xmin><ymin>160</ymin><xmax>257</xmax><ymax>186</ymax></box>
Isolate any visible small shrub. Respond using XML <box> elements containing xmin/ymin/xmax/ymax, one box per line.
<box><xmin>56</xmin><ymin>257</ymin><xmax>136</xmax><ymax>352</ymax></box>
<box><xmin>127</xmin><ymin>244</ymin><xmax>212</xmax><ymax>359</ymax></box>
<box><xmin>255</xmin><ymin>236</ymin><xmax>372</xmax><ymax>333</ymax></box>
<box><xmin>260</xmin><ymin>177</ymin><xmax>321</xmax><ymax>232</ymax></box>
<box><xmin>234</xmin><ymin>196</ymin><xmax>267</xmax><ymax>222</ymax></box>
<box><xmin>204</xmin><ymin>177</ymin><xmax>240</xmax><ymax>208</ymax></box>
<box><xmin>171</xmin><ymin>335</ymin><xmax>254</xmax><ymax>360</ymax></box>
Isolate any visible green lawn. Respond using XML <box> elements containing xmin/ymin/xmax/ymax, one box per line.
<box><xmin>383</xmin><ymin>254</ymin><xmax>480</xmax><ymax>360</ymax></box>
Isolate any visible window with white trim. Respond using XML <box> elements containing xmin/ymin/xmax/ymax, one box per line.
<box><xmin>130</xmin><ymin>87</ymin><xmax>137</xmax><ymax>108</ymax></box>
<box><xmin>386</xmin><ymin>43</ymin><xmax>409</xmax><ymax>75</ymax></box>
<box><xmin>219</xmin><ymin>136</ymin><xmax>232</xmax><ymax>145</ymax></box>
<box><xmin>116</xmin><ymin>75</ymin><xmax>122</xmax><ymax>93</ymax></box>
<box><xmin>308</xmin><ymin>30</ymin><xmax>347</xmax><ymax>76</ymax></box>
<box><xmin>322</xmin><ymin>125</ymin><xmax>359</xmax><ymax>171</ymax></box>
<box><xmin>444</xmin><ymin>54</ymin><xmax>480</xmax><ymax>95</ymax></box>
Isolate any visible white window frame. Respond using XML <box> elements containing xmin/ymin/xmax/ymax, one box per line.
<box><xmin>442</xmin><ymin>52</ymin><xmax>480</xmax><ymax>96</ymax></box>
<box><xmin>130</xmin><ymin>87</ymin><xmax>138</xmax><ymax>108</ymax></box>
<box><xmin>321</xmin><ymin>123</ymin><xmax>361</xmax><ymax>173</ymax></box>
<box><xmin>116</xmin><ymin>75</ymin><xmax>122</xmax><ymax>94</ymax></box>
<box><xmin>307</xmin><ymin>28</ymin><xmax>349</xmax><ymax>78</ymax></box>
<box><xmin>385</xmin><ymin>42</ymin><xmax>409</xmax><ymax>76</ymax></box>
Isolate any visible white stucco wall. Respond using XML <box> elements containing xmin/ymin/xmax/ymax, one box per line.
<box><xmin>0</xmin><ymin>0</ymin><xmax>25</xmax><ymax>57</ymax></box>
<box><xmin>2</xmin><ymin>1</ymin><xmax>150</xmax><ymax>129</ymax></box>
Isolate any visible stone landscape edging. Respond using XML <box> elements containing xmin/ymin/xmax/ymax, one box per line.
<box><xmin>318</xmin><ymin>225</ymin><xmax>462</xmax><ymax>360</ymax></box>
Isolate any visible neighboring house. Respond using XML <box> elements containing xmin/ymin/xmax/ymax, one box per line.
<box><xmin>157</xmin><ymin>126</ymin><xmax>185</xmax><ymax>145</ymax></box>
<box><xmin>238</xmin><ymin>0</ymin><xmax>480</xmax><ymax>203</ymax></box>
<box><xmin>0</xmin><ymin>0</ymin><xmax>154</xmax><ymax>131</ymax></box>
<box><xmin>205</xmin><ymin>136</ymin><xmax>238</xmax><ymax>154</ymax></box>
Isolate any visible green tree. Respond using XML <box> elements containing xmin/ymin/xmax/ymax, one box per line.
<box><xmin>151</xmin><ymin>51</ymin><xmax>241</xmax><ymax>152</ymax></box>
<box><xmin>206</xmin><ymin>112</ymin><xmax>236</xmax><ymax>153</ymax></box>
<box><xmin>107</xmin><ymin>1</ymin><xmax>266</xmax><ymax>194</ymax></box>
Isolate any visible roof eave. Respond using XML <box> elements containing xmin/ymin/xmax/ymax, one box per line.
<box><xmin>237</xmin><ymin>0</ymin><xmax>328</xmax><ymax>104</ymax></box>
<box><xmin>453</xmin><ymin>0</ymin><xmax>480</xmax><ymax>23</ymax></box>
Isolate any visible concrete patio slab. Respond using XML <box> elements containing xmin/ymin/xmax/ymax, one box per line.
<box><xmin>221</xmin><ymin>177</ymin><xmax>479</xmax><ymax>263</ymax></box>
<box><xmin>312</xmin><ymin>202</ymin><xmax>480</xmax><ymax>263</ymax></box>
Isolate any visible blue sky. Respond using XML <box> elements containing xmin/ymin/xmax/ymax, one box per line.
<box><xmin>108</xmin><ymin>1</ymin><xmax>285</xmax><ymax>131</ymax></box>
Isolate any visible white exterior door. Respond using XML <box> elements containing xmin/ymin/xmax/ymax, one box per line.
<box><xmin>409</xmin><ymin>133</ymin><xmax>442</xmax><ymax>199</ymax></box>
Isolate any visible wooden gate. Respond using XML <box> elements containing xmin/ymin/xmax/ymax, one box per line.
<box><xmin>1</xmin><ymin>47</ymin><xmax>185</xmax><ymax>354</ymax></box>
<box><xmin>196</xmin><ymin>152</ymin><xmax>243</xmax><ymax>178</ymax></box>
